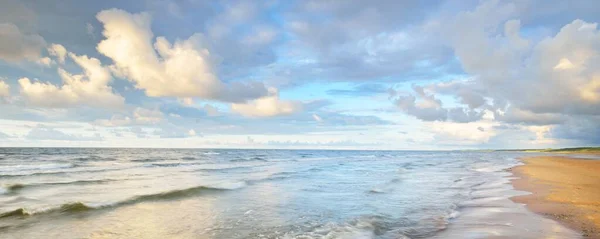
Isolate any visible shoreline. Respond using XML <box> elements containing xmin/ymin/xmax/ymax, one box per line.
<box><xmin>511</xmin><ymin>156</ymin><xmax>600</xmax><ymax>238</ymax></box>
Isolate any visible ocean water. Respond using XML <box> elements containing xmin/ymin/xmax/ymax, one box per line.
<box><xmin>0</xmin><ymin>148</ymin><xmax>579</xmax><ymax>238</ymax></box>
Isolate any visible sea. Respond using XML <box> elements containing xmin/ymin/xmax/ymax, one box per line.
<box><xmin>0</xmin><ymin>148</ymin><xmax>580</xmax><ymax>238</ymax></box>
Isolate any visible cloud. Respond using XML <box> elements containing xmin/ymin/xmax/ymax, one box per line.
<box><xmin>441</xmin><ymin>1</ymin><xmax>600</xmax><ymax>117</ymax></box>
<box><xmin>231</xmin><ymin>88</ymin><xmax>302</xmax><ymax>117</ymax></box>
<box><xmin>35</xmin><ymin>57</ymin><xmax>53</xmax><ymax>67</ymax></box>
<box><xmin>393</xmin><ymin>86</ymin><xmax>483</xmax><ymax>122</ymax></box>
<box><xmin>19</xmin><ymin>52</ymin><xmax>124</xmax><ymax>108</ymax></box>
<box><xmin>494</xmin><ymin>107</ymin><xmax>565</xmax><ymax>125</ymax></box>
<box><xmin>47</xmin><ymin>44</ymin><xmax>67</xmax><ymax>64</ymax></box>
<box><xmin>153</xmin><ymin>124</ymin><xmax>197</xmax><ymax>138</ymax></box>
<box><xmin>0</xmin><ymin>23</ymin><xmax>46</xmax><ymax>63</ymax></box>
<box><xmin>25</xmin><ymin>125</ymin><xmax>103</xmax><ymax>141</ymax></box>
<box><xmin>133</xmin><ymin>107</ymin><xmax>163</xmax><ymax>124</ymax></box>
<box><xmin>387</xmin><ymin>0</ymin><xmax>600</xmax><ymax>147</ymax></box>
<box><xmin>95</xmin><ymin>107</ymin><xmax>163</xmax><ymax>126</ymax></box>
<box><xmin>0</xmin><ymin>131</ymin><xmax>12</xmax><ymax>138</ymax></box>
<box><xmin>549</xmin><ymin>117</ymin><xmax>600</xmax><ymax>144</ymax></box>
<box><xmin>428</xmin><ymin>121</ymin><xmax>498</xmax><ymax>146</ymax></box>
<box><xmin>0</xmin><ymin>79</ymin><xmax>9</xmax><ymax>98</ymax></box>
<box><xmin>94</xmin><ymin>115</ymin><xmax>132</xmax><ymax>127</ymax></box>
<box><xmin>283</xmin><ymin>0</ymin><xmax>457</xmax><ymax>82</ymax></box>
<box><xmin>96</xmin><ymin>9</ymin><xmax>269</xmax><ymax>102</ymax></box>
<box><xmin>312</xmin><ymin>114</ymin><xmax>323</xmax><ymax>122</ymax></box>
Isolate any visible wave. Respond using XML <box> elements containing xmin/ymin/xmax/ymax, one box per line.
<box><xmin>0</xmin><ymin>184</ymin><xmax>25</xmax><ymax>195</ymax></box>
<box><xmin>20</xmin><ymin>179</ymin><xmax>119</xmax><ymax>189</ymax></box>
<box><xmin>0</xmin><ymin>182</ymin><xmax>245</xmax><ymax>219</ymax></box>
<box><xmin>202</xmin><ymin>152</ymin><xmax>220</xmax><ymax>155</ymax></box>
<box><xmin>0</xmin><ymin>202</ymin><xmax>94</xmax><ymax>218</ymax></box>
<box><xmin>144</xmin><ymin>162</ymin><xmax>183</xmax><ymax>168</ymax></box>
<box><xmin>126</xmin><ymin>182</ymin><xmax>244</xmax><ymax>202</ymax></box>
<box><xmin>189</xmin><ymin>163</ymin><xmax>268</xmax><ymax>172</ymax></box>
<box><xmin>131</xmin><ymin>158</ymin><xmax>163</xmax><ymax>163</ymax></box>
<box><xmin>181</xmin><ymin>156</ymin><xmax>201</xmax><ymax>161</ymax></box>
<box><xmin>230</xmin><ymin>156</ymin><xmax>267</xmax><ymax>162</ymax></box>
<box><xmin>1</xmin><ymin>179</ymin><xmax>121</xmax><ymax>195</ymax></box>
<box><xmin>0</xmin><ymin>163</ymin><xmax>75</xmax><ymax>173</ymax></box>
<box><xmin>71</xmin><ymin>156</ymin><xmax>117</xmax><ymax>162</ymax></box>
<box><xmin>0</xmin><ymin>163</ymin><xmax>145</xmax><ymax>178</ymax></box>
<box><xmin>291</xmin><ymin>215</ymin><xmax>415</xmax><ymax>239</ymax></box>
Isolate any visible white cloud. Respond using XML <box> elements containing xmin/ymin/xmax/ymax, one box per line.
<box><xmin>0</xmin><ymin>23</ymin><xmax>45</xmax><ymax>63</ymax></box>
<box><xmin>94</xmin><ymin>115</ymin><xmax>132</xmax><ymax>127</ymax></box>
<box><xmin>391</xmin><ymin>0</ymin><xmax>600</xmax><ymax>136</ymax></box>
<box><xmin>36</xmin><ymin>57</ymin><xmax>53</xmax><ymax>67</ymax></box>
<box><xmin>19</xmin><ymin>52</ymin><xmax>124</xmax><ymax>108</ymax></box>
<box><xmin>0</xmin><ymin>79</ymin><xmax>9</xmax><ymax>98</ymax></box>
<box><xmin>47</xmin><ymin>44</ymin><xmax>67</xmax><ymax>64</ymax></box>
<box><xmin>96</xmin><ymin>9</ymin><xmax>268</xmax><ymax>102</ymax></box>
<box><xmin>428</xmin><ymin>121</ymin><xmax>498</xmax><ymax>146</ymax></box>
<box><xmin>95</xmin><ymin>107</ymin><xmax>163</xmax><ymax>126</ymax></box>
<box><xmin>203</xmin><ymin>104</ymin><xmax>221</xmax><ymax>116</ymax></box>
<box><xmin>231</xmin><ymin>88</ymin><xmax>302</xmax><ymax>117</ymax></box>
<box><xmin>443</xmin><ymin>1</ymin><xmax>600</xmax><ymax>116</ymax></box>
<box><xmin>86</xmin><ymin>23</ymin><xmax>95</xmax><ymax>37</ymax></box>
<box><xmin>25</xmin><ymin>125</ymin><xmax>103</xmax><ymax>141</ymax></box>
<box><xmin>133</xmin><ymin>107</ymin><xmax>163</xmax><ymax>124</ymax></box>
<box><xmin>312</xmin><ymin>114</ymin><xmax>323</xmax><ymax>122</ymax></box>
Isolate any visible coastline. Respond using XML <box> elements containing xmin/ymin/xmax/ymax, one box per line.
<box><xmin>511</xmin><ymin>155</ymin><xmax>600</xmax><ymax>238</ymax></box>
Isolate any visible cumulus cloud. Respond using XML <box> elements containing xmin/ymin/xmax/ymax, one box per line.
<box><xmin>0</xmin><ymin>23</ymin><xmax>46</xmax><ymax>63</ymax></box>
<box><xmin>35</xmin><ymin>57</ymin><xmax>53</xmax><ymax>67</ymax></box>
<box><xmin>441</xmin><ymin>1</ymin><xmax>600</xmax><ymax>117</ymax></box>
<box><xmin>19</xmin><ymin>52</ymin><xmax>124</xmax><ymax>108</ymax></box>
<box><xmin>47</xmin><ymin>44</ymin><xmax>67</xmax><ymax>64</ymax></box>
<box><xmin>389</xmin><ymin>0</ymin><xmax>600</xmax><ymax>146</ymax></box>
<box><xmin>231</xmin><ymin>88</ymin><xmax>302</xmax><ymax>117</ymax></box>
<box><xmin>393</xmin><ymin>86</ymin><xmax>483</xmax><ymax>122</ymax></box>
<box><xmin>95</xmin><ymin>9</ymin><xmax>269</xmax><ymax>102</ymax></box>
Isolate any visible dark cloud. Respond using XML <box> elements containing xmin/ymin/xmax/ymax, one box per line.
<box><xmin>549</xmin><ymin>118</ymin><xmax>600</xmax><ymax>144</ymax></box>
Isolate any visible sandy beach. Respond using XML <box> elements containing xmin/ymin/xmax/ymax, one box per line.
<box><xmin>512</xmin><ymin>155</ymin><xmax>600</xmax><ymax>238</ymax></box>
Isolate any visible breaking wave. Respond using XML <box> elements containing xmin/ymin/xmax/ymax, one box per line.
<box><xmin>0</xmin><ymin>182</ymin><xmax>246</xmax><ymax>219</ymax></box>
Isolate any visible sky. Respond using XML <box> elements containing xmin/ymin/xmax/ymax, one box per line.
<box><xmin>0</xmin><ymin>0</ymin><xmax>599</xmax><ymax>149</ymax></box>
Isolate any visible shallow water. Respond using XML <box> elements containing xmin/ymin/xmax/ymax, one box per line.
<box><xmin>0</xmin><ymin>148</ymin><xmax>579</xmax><ymax>238</ymax></box>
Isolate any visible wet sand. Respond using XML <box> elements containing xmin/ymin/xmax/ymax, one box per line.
<box><xmin>512</xmin><ymin>156</ymin><xmax>600</xmax><ymax>238</ymax></box>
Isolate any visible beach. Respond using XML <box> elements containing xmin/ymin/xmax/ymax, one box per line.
<box><xmin>512</xmin><ymin>155</ymin><xmax>600</xmax><ymax>238</ymax></box>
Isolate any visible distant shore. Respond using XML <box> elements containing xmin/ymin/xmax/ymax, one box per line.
<box><xmin>511</xmin><ymin>156</ymin><xmax>600</xmax><ymax>238</ymax></box>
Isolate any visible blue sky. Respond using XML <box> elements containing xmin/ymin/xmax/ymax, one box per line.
<box><xmin>0</xmin><ymin>0</ymin><xmax>599</xmax><ymax>149</ymax></box>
